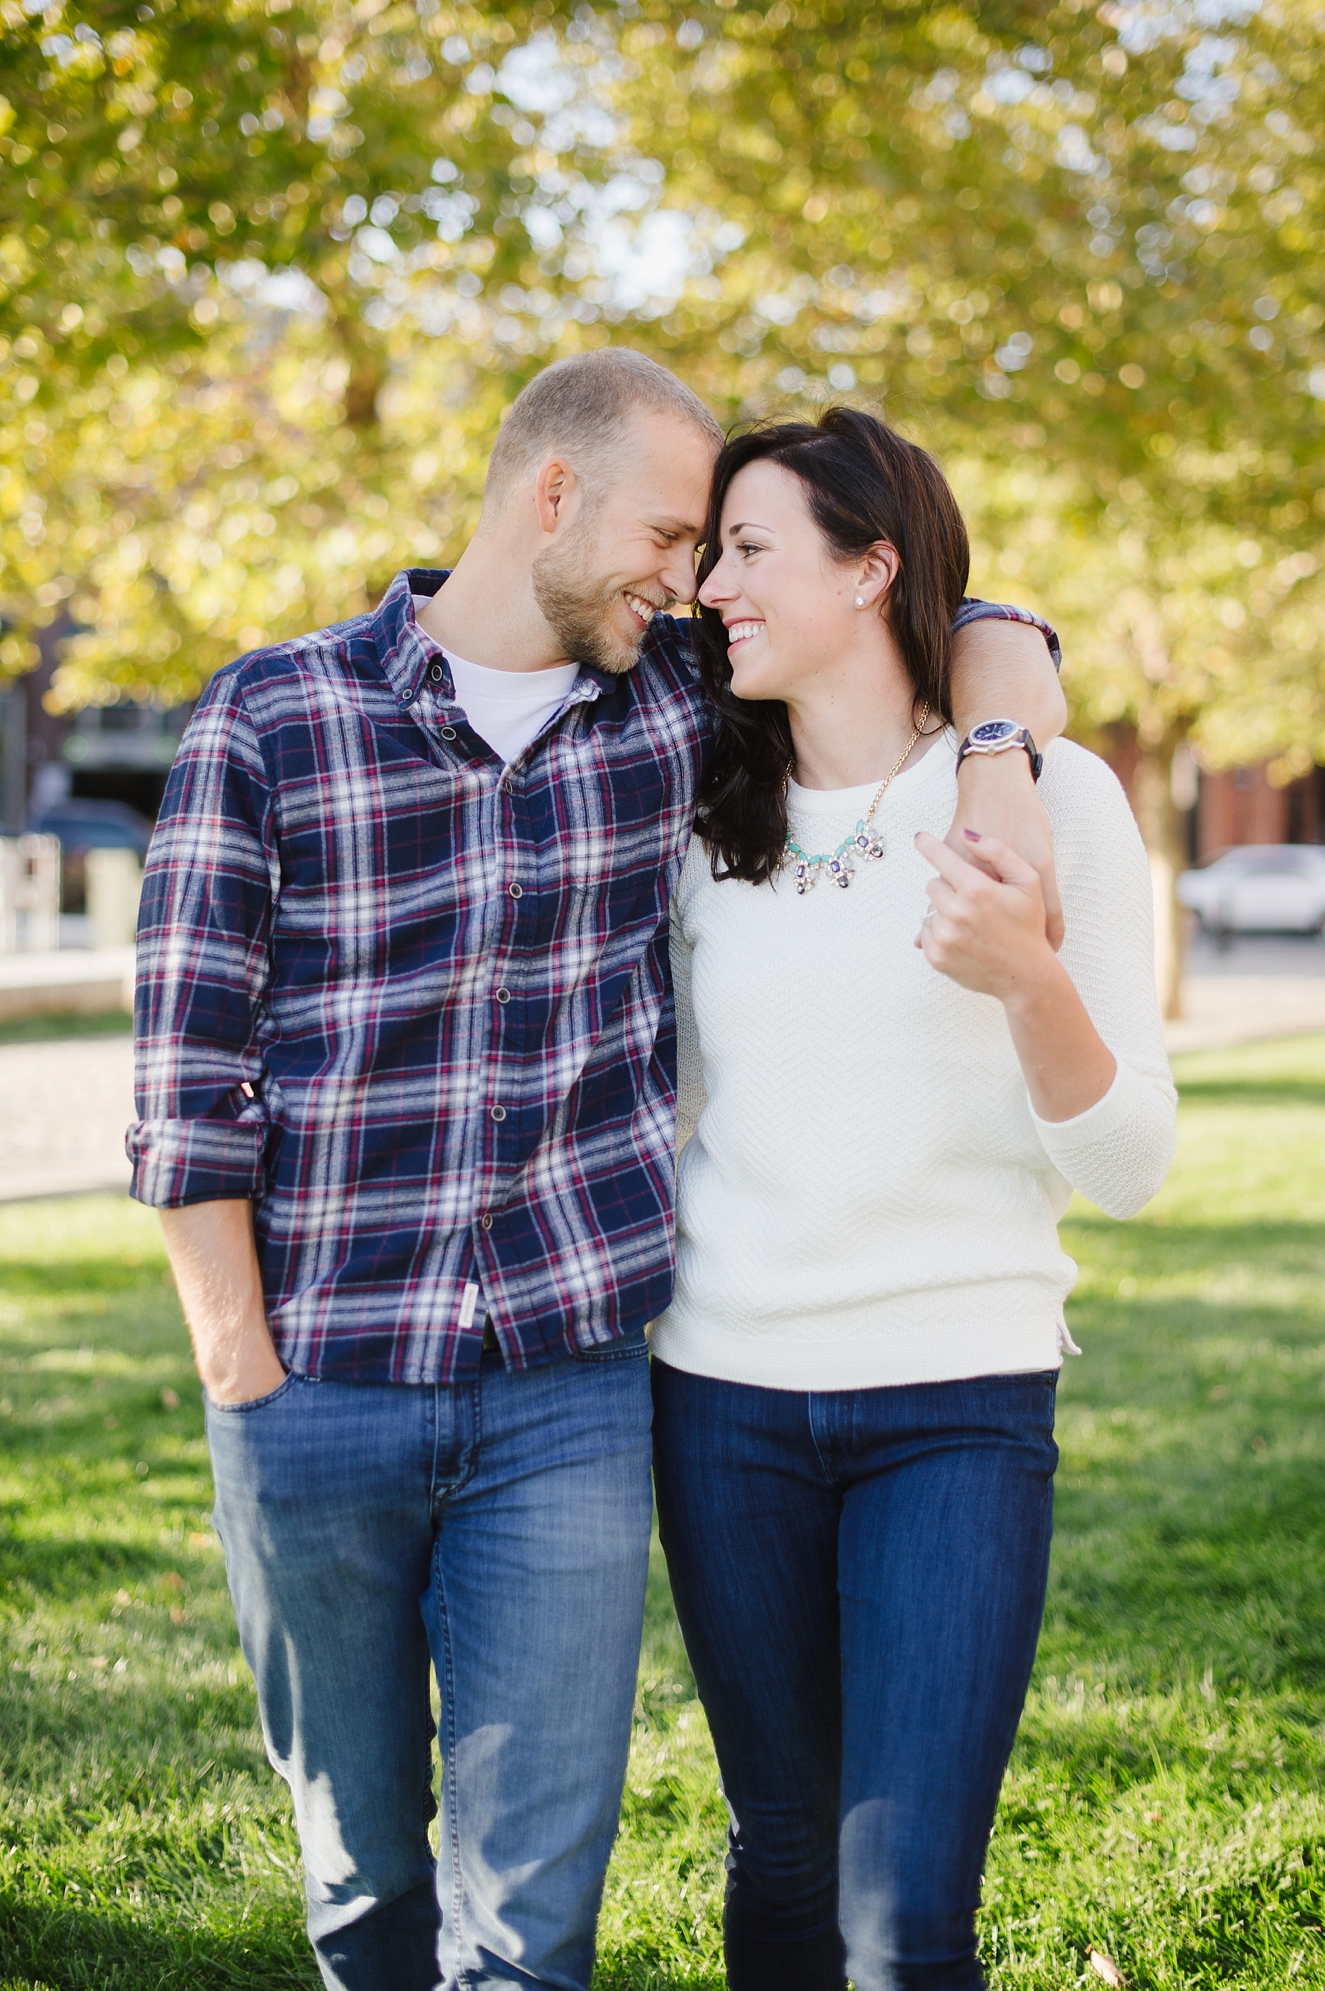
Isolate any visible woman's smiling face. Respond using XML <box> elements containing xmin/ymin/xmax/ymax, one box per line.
<box><xmin>697</xmin><ymin>458</ymin><xmax>872</xmax><ymax>704</ymax></box>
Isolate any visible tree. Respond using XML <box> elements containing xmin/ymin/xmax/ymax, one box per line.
<box><xmin>947</xmin><ymin>447</ymin><xmax>1325</xmax><ymax>1014</ymax></box>
<box><xmin>619</xmin><ymin>0</ymin><xmax>1324</xmax><ymax>1015</ymax></box>
<box><xmin>3</xmin><ymin>0</ymin><xmax>1323</xmax><ymax>1000</ymax></box>
<box><xmin>2</xmin><ymin>0</ymin><xmax>654</xmax><ymax>693</ymax></box>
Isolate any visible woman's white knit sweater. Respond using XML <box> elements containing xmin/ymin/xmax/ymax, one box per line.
<box><xmin>650</xmin><ymin>735</ymin><xmax>1177</xmax><ymax>1391</ymax></box>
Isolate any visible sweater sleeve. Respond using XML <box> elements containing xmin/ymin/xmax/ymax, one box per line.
<box><xmin>1030</xmin><ymin>742</ymin><xmax>1177</xmax><ymax>1218</ymax></box>
<box><xmin>671</xmin><ymin>845</ymin><xmax>708</xmax><ymax>1161</ymax></box>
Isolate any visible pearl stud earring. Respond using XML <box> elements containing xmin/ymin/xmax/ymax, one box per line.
<box><xmin>855</xmin><ymin>596</ymin><xmax>865</xmax><ymax>608</ymax></box>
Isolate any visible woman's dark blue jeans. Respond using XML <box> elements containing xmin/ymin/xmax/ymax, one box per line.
<box><xmin>651</xmin><ymin>1361</ymin><xmax>1058</xmax><ymax>1991</ymax></box>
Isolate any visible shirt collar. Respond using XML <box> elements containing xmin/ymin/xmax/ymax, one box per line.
<box><xmin>372</xmin><ymin>569</ymin><xmax>444</xmax><ymax>709</ymax></box>
<box><xmin>372</xmin><ymin>568</ymin><xmax>617</xmax><ymax>708</ymax></box>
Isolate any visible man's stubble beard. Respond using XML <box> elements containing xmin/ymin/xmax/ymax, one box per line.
<box><xmin>531</xmin><ymin>525</ymin><xmax>646</xmax><ymax>677</ymax></box>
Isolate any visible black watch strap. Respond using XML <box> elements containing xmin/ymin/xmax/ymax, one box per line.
<box><xmin>954</xmin><ymin>723</ymin><xmax>1043</xmax><ymax>783</ymax></box>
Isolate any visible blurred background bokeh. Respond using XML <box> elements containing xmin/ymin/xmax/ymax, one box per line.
<box><xmin>2</xmin><ymin>0</ymin><xmax>1324</xmax><ymax>1013</ymax></box>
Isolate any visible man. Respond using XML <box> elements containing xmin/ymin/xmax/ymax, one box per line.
<box><xmin>130</xmin><ymin>348</ymin><xmax>1065</xmax><ymax>1991</ymax></box>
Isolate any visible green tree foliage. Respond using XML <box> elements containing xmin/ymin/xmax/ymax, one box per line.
<box><xmin>0</xmin><ymin>0</ymin><xmax>646</xmax><ymax>690</ymax></box>
<box><xmin>624</xmin><ymin>0</ymin><xmax>1325</xmax><ymax>1010</ymax></box>
<box><xmin>1</xmin><ymin>0</ymin><xmax>1322</xmax><ymax>786</ymax></box>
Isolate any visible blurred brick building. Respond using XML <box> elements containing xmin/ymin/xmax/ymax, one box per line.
<box><xmin>1195</xmin><ymin>762</ymin><xmax>1324</xmax><ymax>858</ymax></box>
<box><xmin>1094</xmin><ymin>726</ymin><xmax>1324</xmax><ymax>866</ymax></box>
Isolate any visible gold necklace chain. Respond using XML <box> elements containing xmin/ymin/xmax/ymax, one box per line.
<box><xmin>784</xmin><ymin>702</ymin><xmax>931</xmax><ymax>895</ymax></box>
<box><xmin>861</xmin><ymin>700</ymin><xmax>932</xmax><ymax>822</ymax></box>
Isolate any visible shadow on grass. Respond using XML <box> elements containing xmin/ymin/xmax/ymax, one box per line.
<box><xmin>0</xmin><ymin>1895</ymin><xmax>722</xmax><ymax>1991</ymax></box>
<box><xmin>0</xmin><ymin>1893</ymin><xmax>315</xmax><ymax>1991</ymax></box>
<box><xmin>0</xmin><ymin>1529</ymin><xmax>218</xmax><ymax>1602</ymax></box>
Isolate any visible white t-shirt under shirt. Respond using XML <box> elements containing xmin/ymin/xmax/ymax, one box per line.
<box><xmin>446</xmin><ymin>651</ymin><xmax>581</xmax><ymax>766</ymax></box>
<box><xmin>411</xmin><ymin>603</ymin><xmax>581</xmax><ymax>766</ymax></box>
<box><xmin>650</xmin><ymin>734</ymin><xmax>1178</xmax><ymax>1393</ymax></box>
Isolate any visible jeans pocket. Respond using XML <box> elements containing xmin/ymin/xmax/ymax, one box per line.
<box><xmin>206</xmin><ymin>1370</ymin><xmax>300</xmax><ymax>1415</ymax></box>
<box><xmin>571</xmin><ymin>1333</ymin><xmax>650</xmax><ymax>1364</ymax></box>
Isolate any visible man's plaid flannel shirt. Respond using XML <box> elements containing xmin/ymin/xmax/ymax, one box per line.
<box><xmin>129</xmin><ymin>569</ymin><xmax>1059</xmax><ymax>1382</ymax></box>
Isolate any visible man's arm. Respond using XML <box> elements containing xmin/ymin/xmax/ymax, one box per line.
<box><xmin>130</xmin><ymin>666</ymin><xmax>275</xmax><ymax>1205</ymax></box>
<box><xmin>947</xmin><ymin>613</ymin><xmax>1068</xmax><ymax>950</ymax></box>
<box><xmin>129</xmin><ymin>666</ymin><xmax>281</xmax><ymax>1399</ymax></box>
<box><xmin>160</xmin><ymin>1200</ymin><xmax>286</xmax><ymax>1406</ymax></box>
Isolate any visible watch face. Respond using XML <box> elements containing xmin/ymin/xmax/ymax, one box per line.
<box><xmin>971</xmin><ymin>719</ymin><xmax>1019</xmax><ymax>745</ymax></box>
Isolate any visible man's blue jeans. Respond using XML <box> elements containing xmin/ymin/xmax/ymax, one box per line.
<box><xmin>652</xmin><ymin>1361</ymin><xmax>1058</xmax><ymax>1991</ymax></box>
<box><xmin>206</xmin><ymin>1341</ymin><xmax>653</xmax><ymax>1991</ymax></box>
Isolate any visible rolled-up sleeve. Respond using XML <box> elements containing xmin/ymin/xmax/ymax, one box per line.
<box><xmin>128</xmin><ymin>667</ymin><xmax>276</xmax><ymax>1207</ymax></box>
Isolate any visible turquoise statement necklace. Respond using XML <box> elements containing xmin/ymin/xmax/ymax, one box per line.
<box><xmin>785</xmin><ymin>703</ymin><xmax>931</xmax><ymax>895</ymax></box>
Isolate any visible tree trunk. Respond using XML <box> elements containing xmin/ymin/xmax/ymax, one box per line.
<box><xmin>1131</xmin><ymin>741</ymin><xmax>1187</xmax><ymax>1022</ymax></box>
<box><xmin>343</xmin><ymin>353</ymin><xmax>383</xmax><ymax>430</ymax></box>
<box><xmin>330</xmin><ymin>314</ymin><xmax>384</xmax><ymax>431</ymax></box>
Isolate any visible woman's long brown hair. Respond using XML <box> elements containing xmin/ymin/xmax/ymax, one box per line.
<box><xmin>693</xmin><ymin>406</ymin><xmax>970</xmax><ymax>883</ymax></box>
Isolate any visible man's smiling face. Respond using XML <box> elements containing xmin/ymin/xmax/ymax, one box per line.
<box><xmin>530</xmin><ymin>409</ymin><xmax>717</xmax><ymax>675</ymax></box>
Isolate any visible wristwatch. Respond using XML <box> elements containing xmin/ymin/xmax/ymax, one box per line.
<box><xmin>954</xmin><ymin>719</ymin><xmax>1043</xmax><ymax>782</ymax></box>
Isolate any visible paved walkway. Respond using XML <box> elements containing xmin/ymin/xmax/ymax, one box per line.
<box><xmin>0</xmin><ymin>945</ymin><xmax>134</xmax><ymax>1023</ymax></box>
<box><xmin>0</xmin><ymin>1032</ymin><xmax>134</xmax><ymax>1202</ymax></box>
<box><xmin>2</xmin><ymin>936</ymin><xmax>1324</xmax><ymax>1203</ymax></box>
<box><xmin>1165</xmin><ymin>931</ymin><xmax>1325</xmax><ymax>1054</ymax></box>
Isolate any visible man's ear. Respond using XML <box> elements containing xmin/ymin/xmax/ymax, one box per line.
<box><xmin>856</xmin><ymin>540</ymin><xmax>902</xmax><ymax>608</ymax></box>
<box><xmin>534</xmin><ymin>456</ymin><xmax>580</xmax><ymax>537</ymax></box>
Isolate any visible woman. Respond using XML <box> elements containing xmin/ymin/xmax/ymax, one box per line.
<box><xmin>649</xmin><ymin>408</ymin><xmax>1176</xmax><ymax>1991</ymax></box>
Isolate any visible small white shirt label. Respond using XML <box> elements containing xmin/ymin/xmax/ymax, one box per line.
<box><xmin>459</xmin><ymin>1282</ymin><xmax>481</xmax><ymax>1330</ymax></box>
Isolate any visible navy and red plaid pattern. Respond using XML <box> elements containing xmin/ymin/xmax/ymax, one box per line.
<box><xmin>129</xmin><ymin>570</ymin><xmax>1058</xmax><ymax>1383</ymax></box>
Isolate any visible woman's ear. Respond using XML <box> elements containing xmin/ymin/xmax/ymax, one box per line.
<box><xmin>854</xmin><ymin>541</ymin><xmax>901</xmax><ymax>610</ymax></box>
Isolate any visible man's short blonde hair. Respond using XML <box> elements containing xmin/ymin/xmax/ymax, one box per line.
<box><xmin>484</xmin><ymin>348</ymin><xmax>722</xmax><ymax>509</ymax></box>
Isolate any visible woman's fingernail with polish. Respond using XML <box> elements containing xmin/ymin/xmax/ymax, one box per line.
<box><xmin>963</xmin><ymin>828</ymin><xmax>981</xmax><ymax>842</ymax></box>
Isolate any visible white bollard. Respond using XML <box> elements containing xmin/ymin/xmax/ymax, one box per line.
<box><xmin>0</xmin><ymin>834</ymin><xmax>61</xmax><ymax>952</ymax></box>
<box><xmin>86</xmin><ymin>847</ymin><xmax>143</xmax><ymax>950</ymax></box>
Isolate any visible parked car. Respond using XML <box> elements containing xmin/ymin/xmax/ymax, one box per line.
<box><xmin>1177</xmin><ymin>844</ymin><xmax>1325</xmax><ymax>934</ymax></box>
<box><xmin>30</xmin><ymin>798</ymin><xmax>154</xmax><ymax>918</ymax></box>
<box><xmin>31</xmin><ymin>797</ymin><xmax>154</xmax><ymax>856</ymax></box>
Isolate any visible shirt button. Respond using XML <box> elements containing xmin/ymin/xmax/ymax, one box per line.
<box><xmin>429</xmin><ymin>662</ymin><xmax>446</xmax><ymax>683</ymax></box>
<box><xmin>508</xmin><ymin>882</ymin><xmax>523</xmax><ymax>899</ymax></box>
<box><xmin>490</xmin><ymin>1104</ymin><xmax>507</xmax><ymax>1122</ymax></box>
<box><xmin>440</xmin><ymin>725</ymin><xmax>457</xmax><ymax>740</ymax></box>
<box><xmin>480</xmin><ymin>1214</ymin><xmax>493</xmax><ymax>1231</ymax></box>
<box><xmin>495</xmin><ymin>987</ymin><xmax>511</xmax><ymax>1004</ymax></box>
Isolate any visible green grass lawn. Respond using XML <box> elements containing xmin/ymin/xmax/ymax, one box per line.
<box><xmin>2</xmin><ymin>1034</ymin><xmax>1325</xmax><ymax>1990</ymax></box>
<box><xmin>0</xmin><ymin>1011</ymin><xmax>132</xmax><ymax>1049</ymax></box>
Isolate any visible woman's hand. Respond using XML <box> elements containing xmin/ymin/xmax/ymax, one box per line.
<box><xmin>914</xmin><ymin>828</ymin><xmax>1117</xmax><ymax>1123</ymax></box>
<box><xmin>947</xmin><ymin>750</ymin><xmax>1064</xmax><ymax>951</ymax></box>
<box><xmin>914</xmin><ymin>829</ymin><xmax>1055</xmax><ymax>999</ymax></box>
